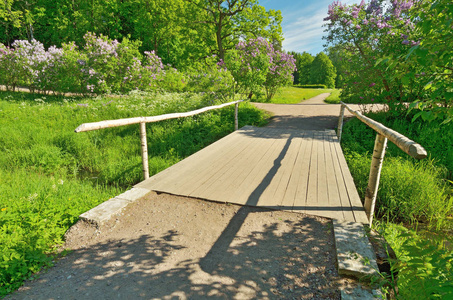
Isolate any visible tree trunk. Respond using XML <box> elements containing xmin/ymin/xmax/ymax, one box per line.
<box><xmin>216</xmin><ymin>13</ymin><xmax>225</xmax><ymax>60</ymax></box>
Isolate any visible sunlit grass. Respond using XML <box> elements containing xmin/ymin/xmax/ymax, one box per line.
<box><xmin>254</xmin><ymin>86</ymin><xmax>339</xmax><ymax>104</ymax></box>
<box><xmin>324</xmin><ymin>89</ymin><xmax>342</xmax><ymax>104</ymax></box>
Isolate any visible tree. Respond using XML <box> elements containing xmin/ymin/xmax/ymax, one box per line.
<box><xmin>327</xmin><ymin>46</ymin><xmax>350</xmax><ymax>88</ymax></box>
<box><xmin>406</xmin><ymin>0</ymin><xmax>453</xmax><ymax>122</ymax></box>
<box><xmin>297</xmin><ymin>52</ymin><xmax>315</xmax><ymax>85</ymax></box>
<box><xmin>310</xmin><ymin>52</ymin><xmax>336</xmax><ymax>88</ymax></box>
<box><xmin>323</xmin><ymin>0</ymin><xmax>425</xmax><ymax>104</ymax></box>
<box><xmin>225</xmin><ymin>37</ymin><xmax>295</xmax><ymax>101</ymax></box>
<box><xmin>187</xmin><ymin>0</ymin><xmax>283</xmax><ymax>60</ymax></box>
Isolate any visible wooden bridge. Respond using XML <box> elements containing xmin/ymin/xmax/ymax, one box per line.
<box><xmin>136</xmin><ymin>125</ymin><xmax>369</xmax><ymax>224</ymax></box>
<box><xmin>77</xmin><ymin>98</ymin><xmax>426</xmax><ymax>226</ymax></box>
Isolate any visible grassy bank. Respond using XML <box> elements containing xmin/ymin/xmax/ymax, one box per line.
<box><xmin>0</xmin><ymin>91</ymin><xmax>268</xmax><ymax>295</ymax></box>
<box><xmin>341</xmin><ymin>111</ymin><xmax>453</xmax><ymax>298</ymax></box>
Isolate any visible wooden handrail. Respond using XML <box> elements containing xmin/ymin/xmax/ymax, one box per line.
<box><xmin>76</xmin><ymin>100</ymin><xmax>244</xmax><ymax>179</ymax></box>
<box><xmin>75</xmin><ymin>100</ymin><xmax>244</xmax><ymax>133</ymax></box>
<box><xmin>337</xmin><ymin>102</ymin><xmax>427</xmax><ymax>226</ymax></box>
<box><xmin>339</xmin><ymin>102</ymin><xmax>427</xmax><ymax>159</ymax></box>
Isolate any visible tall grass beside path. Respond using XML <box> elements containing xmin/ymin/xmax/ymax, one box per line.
<box><xmin>340</xmin><ymin>111</ymin><xmax>452</xmax><ymax>229</ymax></box>
<box><xmin>0</xmin><ymin>90</ymin><xmax>268</xmax><ymax>296</ymax></box>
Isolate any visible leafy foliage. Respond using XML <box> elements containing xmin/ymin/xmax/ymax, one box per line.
<box><xmin>323</xmin><ymin>0</ymin><xmax>452</xmax><ymax>120</ymax></box>
<box><xmin>310</xmin><ymin>52</ymin><xmax>336</xmax><ymax>88</ymax></box>
<box><xmin>225</xmin><ymin>38</ymin><xmax>296</xmax><ymax>101</ymax></box>
<box><xmin>378</xmin><ymin>223</ymin><xmax>453</xmax><ymax>299</ymax></box>
<box><xmin>0</xmin><ymin>0</ymin><xmax>283</xmax><ymax>69</ymax></box>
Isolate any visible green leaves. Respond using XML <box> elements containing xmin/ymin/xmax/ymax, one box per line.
<box><xmin>310</xmin><ymin>52</ymin><xmax>336</xmax><ymax>88</ymax></box>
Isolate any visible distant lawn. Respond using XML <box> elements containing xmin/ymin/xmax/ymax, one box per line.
<box><xmin>254</xmin><ymin>86</ymin><xmax>339</xmax><ymax>104</ymax></box>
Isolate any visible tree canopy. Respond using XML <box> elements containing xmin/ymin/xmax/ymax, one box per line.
<box><xmin>0</xmin><ymin>0</ymin><xmax>283</xmax><ymax>68</ymax></box>
<box><xmin>310</xmin><ymin>52</ymin><xmax>336</xmax><ymax>88</ymax></box>
<box><xmin>323</xmin><ymin>0</ymin><xmax>452</xmax><ymax>121</ymax></box>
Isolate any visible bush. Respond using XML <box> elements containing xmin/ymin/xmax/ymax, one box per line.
<box><xmin>0</xmin><ymin>44</ymin><xmax>19</xmax><ymax>91</ymax></box>
<box><xmin>185</xmin><ymin>55</ymin><xmax>234</xmax><ymax>102</ymax></box>
<box><xmin>377</xmin><ymin>223</ymin><xmax>453</xmax><ymax>299</ymax></box>
<box><xmin>225</xmin><ymin>38</ymin><xmax>296</xmax><ymax>101</ymax></box>
<box><xmin>345</xmin><ymin>151</ymin><xmax>452</xmax><ymax>227</ymax></box>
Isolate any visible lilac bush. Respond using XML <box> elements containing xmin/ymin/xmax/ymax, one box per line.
<box><xmin>0</xmin><ymin>33</ymin><xmax>240</xmax><ymax>98</ymax></box>
<box><xmin>225</xmin><ymin>37</ymin><xmax>296</xmax><ymax>101</ymax></box>
<box><xmin>11</xmin><ymin>39</ymin><xmax>50</xmax><ymax>93</ymax></box>
<box><xmin>0</xmin><ymin>44</ymin><xmax>19</xmax><ymax>91</ymax></box>
<box><xmin>323</xmin><ymin>0</ymin><xmax>423</xmax><ymax>105</ymax></box>
<box><xmin>185</xmin><ymin>55</ymin><xmax>234</xmax><ymax>102</ymax></box>
<box><xmin>81</xmin><ymin>32</ymin><xmax>120</xmax><ymax>94</ymax></box>
<box><xmin>141</xmin><ymin>50</ymin><xmax>165</xmax><ymax>90</ymax></box>
<box><xmin>264</xmin><ymin>51</ymin><xmax>296</xmax><ymax>100</ymax></box>
<box><xmin>226</xmin><ymin>37</ymin><xmax>272</xmax><ymax>99</ymax></box>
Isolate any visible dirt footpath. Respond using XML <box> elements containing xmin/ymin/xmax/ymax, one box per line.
<box><xmin>253</xmin><ymin>93</ymin><xmax>384</xmax><ymax>131</ymax></box>
<box><xmin>7</xmin><ymin>93</ymin><xmax>367</xmax><ymax>300</ymax></box>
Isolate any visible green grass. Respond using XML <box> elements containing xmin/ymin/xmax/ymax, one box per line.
<box><xmin>324</xmin><ymin>89</ymin><xmax>342</xmax><ymax>104</ymax></box>
<box><xmin>254</xmin><ymin>86</ymin><xmax>338</xmax><ymax>104</ymax></box>
<box><xmin>0</xmin><ymin>90</ymin><xmax>268</xmax><ymax>295</ymax></box>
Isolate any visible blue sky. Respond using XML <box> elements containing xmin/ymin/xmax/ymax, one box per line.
<box><xmin>260</xmin><ymin>0</ymin><xmax>360</xmax><ymax>55</ymax></box>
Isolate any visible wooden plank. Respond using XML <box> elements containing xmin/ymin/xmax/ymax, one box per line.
<box><xmin>257</xmin><ymin>132</ymin><xmax>305</xmax><ymax>208</ymax></box>
<box><xmin>230</xmin><ymin>132</ymin><xmax>292</xmax><ymax>206</ymax></box>
<box><xmin>317</xmin><ymin>131</ymin><xmax>332</xmax><ymax>217</ymax></box>
<box><xmin>313</xmin><ymin>131</ymin><xmax>338</xmax><ymax>219</ymax></box>
<box><xmin>326</xmin><ymin>130</ymin><xmax>355</xmax><ymax>222</ymax></box>
<box><xmin>147</xmin><ymin>126</ymin><xmax>267</xmax><ymax>194</ymax></box>
<box><xmin>166</xmin><ymin>130</ymin><xmax>262</xmax><ymax>195</ymax></box>
<box><xmin>290</xmin><ymin>131</ymin><xmax>314</xmax><ymax>213</ymax></box>
<box><xmin>135</xmin><ymin>126</ymin><xmax>254</xmax><ymax>190</ymax></box>
<box><xmin>304</xmin><ymin>131</ymin><xmax>319</xmax><ymax>215</ymax></box>
<box><xmin>323</xmin><ymin>130</ymin><xmax>347</xmax><ymax>221</ymax></box>
<box><xmin>331</xmin><ymin>133</ymin><xmax>369</xmax><ymax>224</ymax></box>
<box><xmin>189</xmin><ymin>127</ymin><xmax>280</xmax><ymax>200</ymax></box>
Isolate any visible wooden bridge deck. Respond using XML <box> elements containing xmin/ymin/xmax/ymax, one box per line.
<box><xmin>136</xmin><ymin>126</ymin><xmax>368</xmax><ymax>224</ymax></box>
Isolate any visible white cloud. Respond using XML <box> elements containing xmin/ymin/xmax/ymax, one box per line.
<box><xmin>276</xmin><ymin>0</ymin><xmax>362</xmax><ymax>54</ymax></box>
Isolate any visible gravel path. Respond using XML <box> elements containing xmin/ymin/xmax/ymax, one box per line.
<box><xmin>7</xmin><ymin>93</ymin><xmax>370</xmax><ymax>300</ymax></box>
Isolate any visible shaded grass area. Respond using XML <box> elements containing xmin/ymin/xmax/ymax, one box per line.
<box><xmin>0</xmin><ymin>91</ymin><xmax>268</xmax><ymax>295</ymax></box>
<box><xmin>254</xmin><ymin>86</ymin><xmax>338</xmax><ymax>104</ymax></box>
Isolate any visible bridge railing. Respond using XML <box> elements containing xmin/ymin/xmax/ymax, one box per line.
<box><xmin>337</xmin><ymin>102</ymin><xmax>427</xmax><ymax>225</ymax></box>
<box><xmin>75</xmin><ymin>100</ymin><xmax>244</xmax><ymax>180</ymax></box>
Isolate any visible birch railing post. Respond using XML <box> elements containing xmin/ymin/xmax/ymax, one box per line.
<box><xmin>139</xmin><ymin>122</ymin><xmax>149</xmax><ymax>180</ymax></box>
<box><xmin>234</xmin><ymin>102</ymin><xmax>239</xmax><ymax>131</ymax></box>
<box><xmin>337</xmin><ymin>104</ymin><xmax>346</xmax><ymax>142</ymax></box>
<box><xmin>364</xmin><ymin>133</ymin><xmax>387</xmax><ymax>225</ymax></box>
